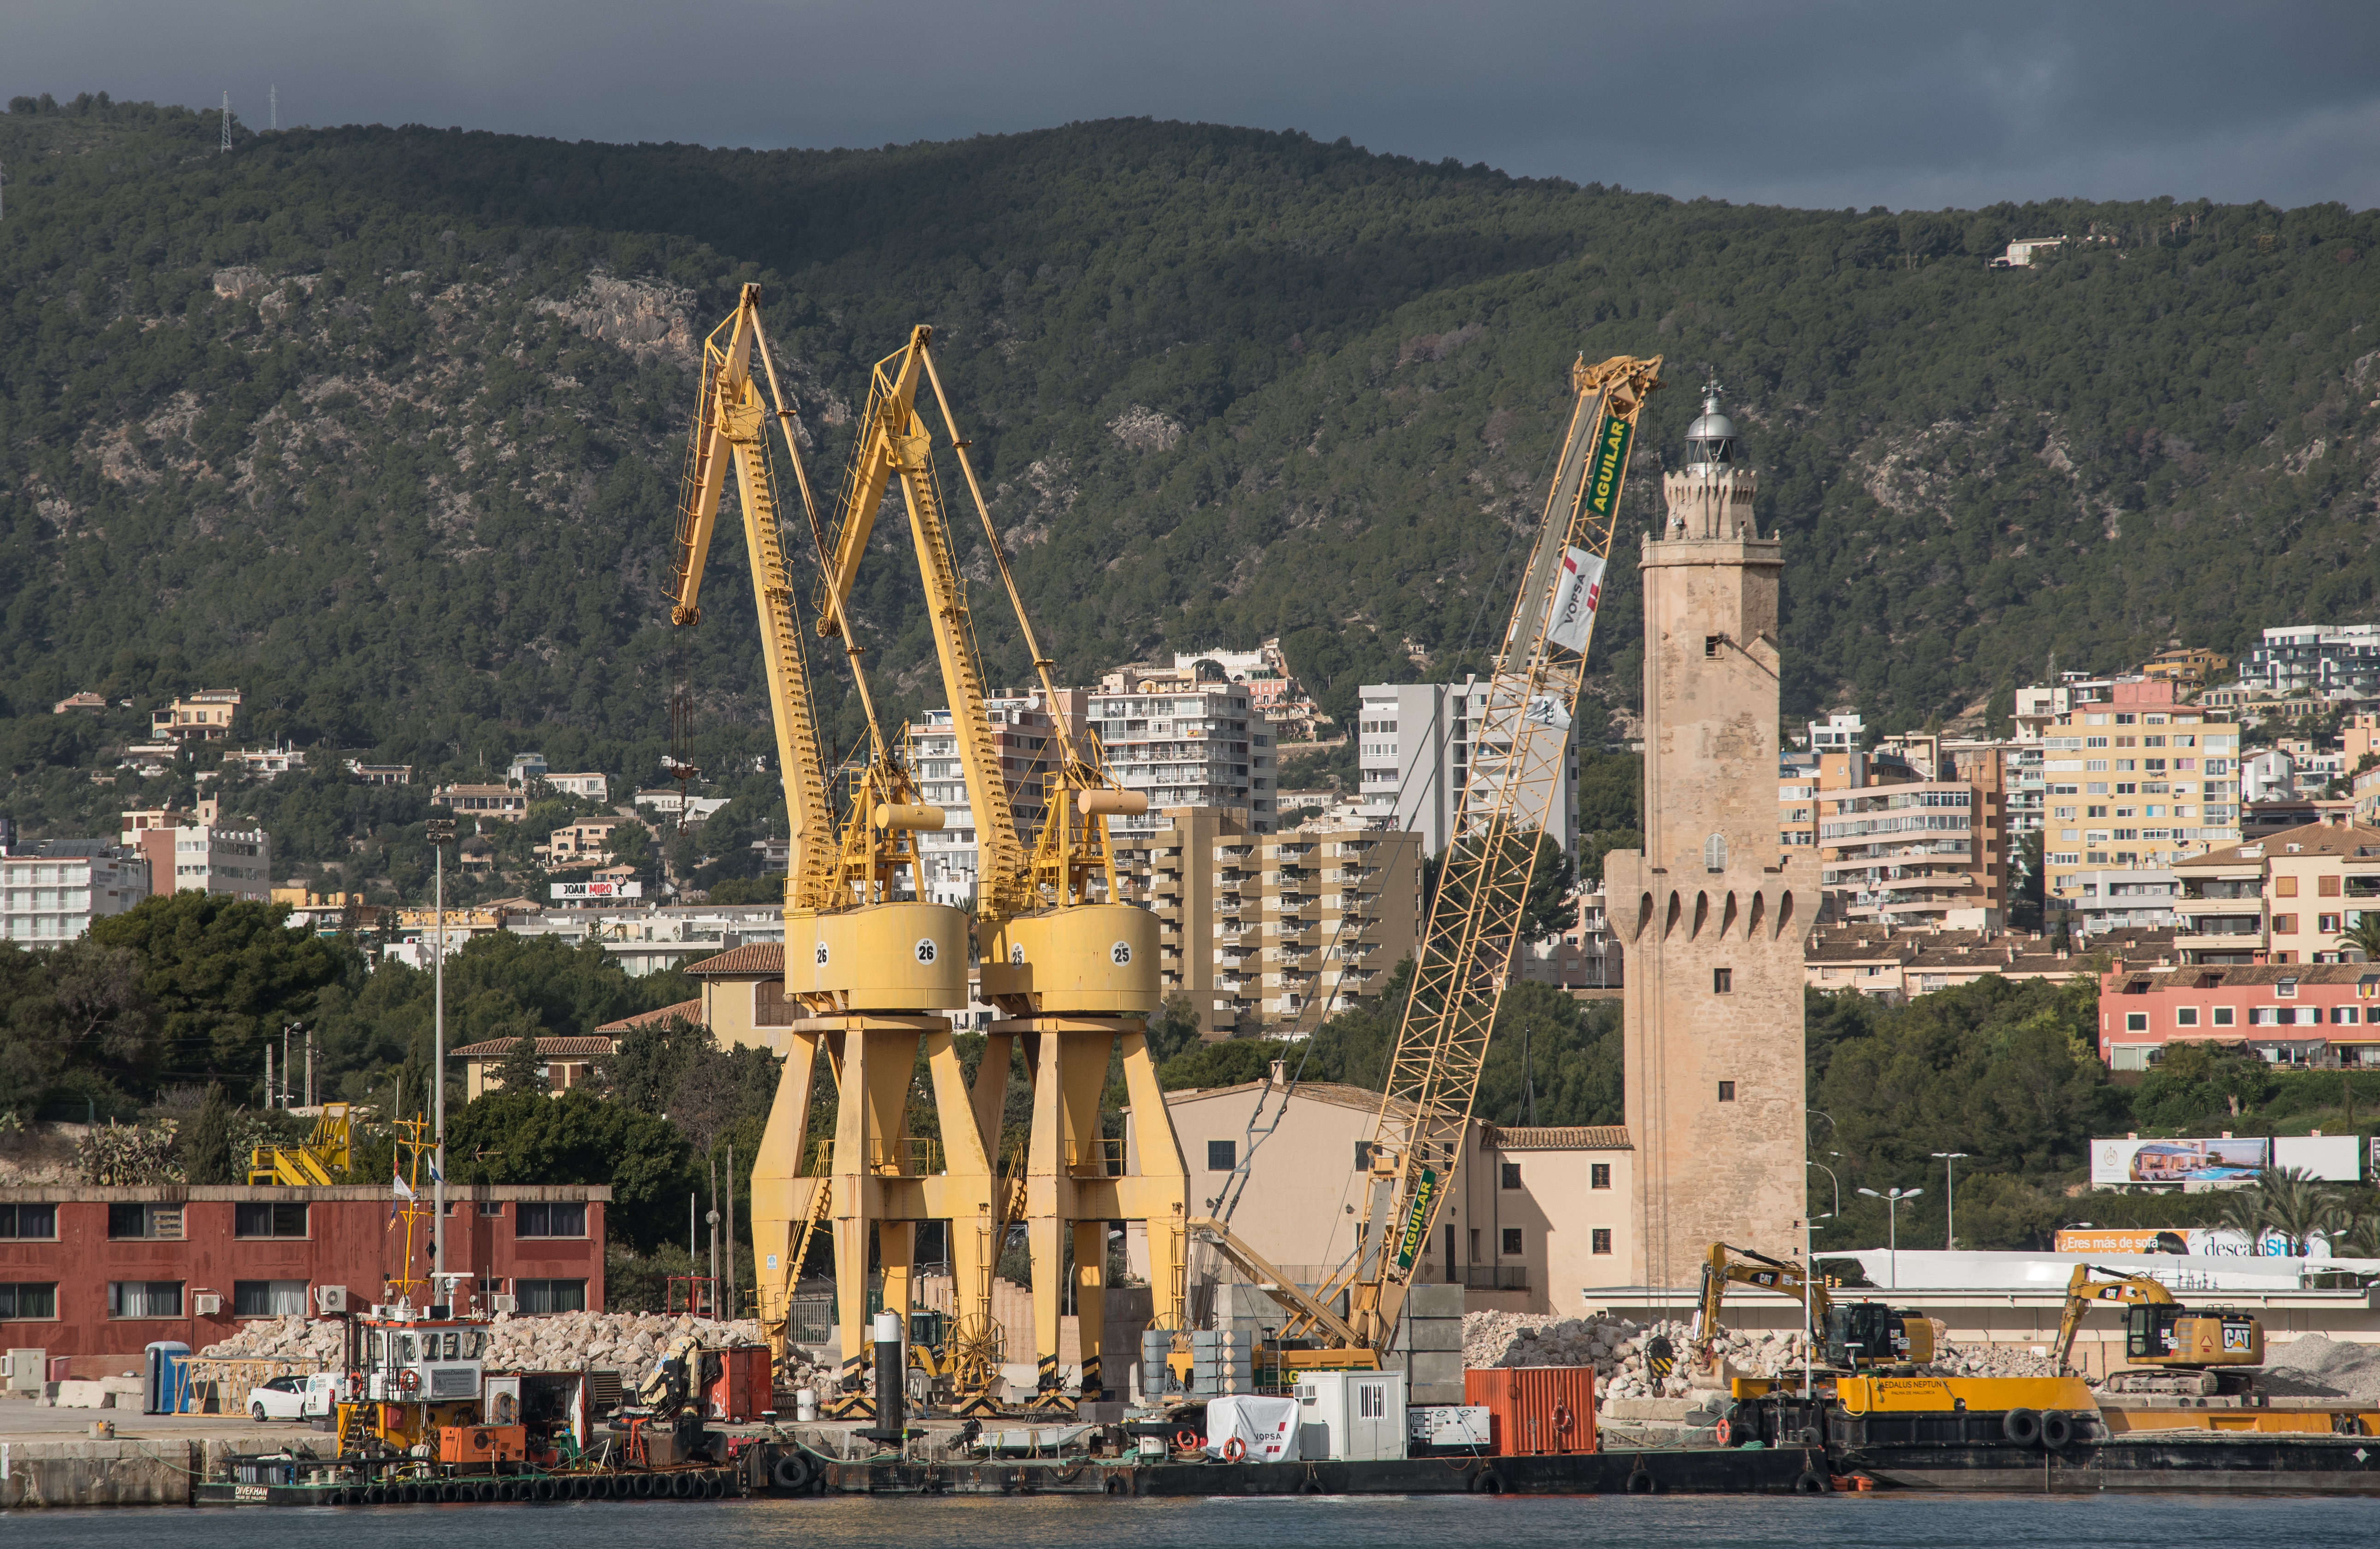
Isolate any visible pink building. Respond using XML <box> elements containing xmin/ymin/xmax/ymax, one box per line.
<box><xmin>2098</xmin><ymin>961</ymin><xmax>2380</xmax><ymax>1070</ymax></box>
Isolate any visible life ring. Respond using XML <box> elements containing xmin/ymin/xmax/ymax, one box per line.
<box><xmin>1551</xmin><ymin>1403</ymin><xmax>1575</xmax><ymax>1433</ymax></box>
<box><xmin>397</xmin><ymin>1368</ymin><xmax>422</xmax><ymax>1394</ymax></box>
<box><xmin>1222</xmin><ymin>1438</ymin><xmax>1248</xmax><ymax>1463</ymax></box>
<box><xmin>1175</xmin><ymin>1429</ymin><xmax>1201</xmax><ymax>1452</ymax></box>
<box><xmin>1713</xmin><ymin>1417</ymin><xmax>1732</xmax><ymax>1447</ymax></box>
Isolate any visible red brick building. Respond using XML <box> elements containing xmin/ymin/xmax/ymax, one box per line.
<box><xmin>0</xmin><ymin>1184</ymin><xmax>607</xmax><ymax>1373</ymax></box>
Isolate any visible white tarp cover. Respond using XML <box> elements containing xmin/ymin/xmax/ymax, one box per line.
<box><xmin>1204</xmin><ymin>1393</ymin><xmax>1301</xmax><ymax>1463</ymax></box>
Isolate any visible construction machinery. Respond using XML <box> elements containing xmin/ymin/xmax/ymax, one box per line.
<box><xmin>1190</xmin><ymin>353</ymin><xmax>1666</xmax><ymax>1368</ymax></box>
<box><xmin>665</xmin><ymin>286</ymin><xmax>1001</xmax><ymax>1417</ymax></box>
<box><xmin>1690</xmin><ymin>1242</ymin><xmax>1934</xmax><ymax>1378</ymax></box>
<box><xmin>2052</xmin><ymin>1263</ymin><xmax>2265</xmax><ymax>1395</ymax></box>
<box><xmin>247</xmin><ymin>1102</ymin><xmax>354</xmax><ymax>1185</ymax></box>
<box><xmin>810</xmin><ymin>324</ymin><xmax>1187</xmax><ymax>1411</ymax></box>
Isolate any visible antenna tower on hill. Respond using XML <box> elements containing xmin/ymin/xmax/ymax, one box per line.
<box><xmin>220</xmin><ymin>92</ymin><xmax>231</xmax><ymax>153</ymax></box>
<box><xmin>270</xmin><ymin>85</ymin><xmax>277</xmax><ymax>131</ymax></box>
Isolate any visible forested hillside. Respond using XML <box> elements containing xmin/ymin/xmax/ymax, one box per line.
<box><xmin>2</xmin><ymin>93</ymin><xmax>2377</xmax><ymax>860</ymax></box>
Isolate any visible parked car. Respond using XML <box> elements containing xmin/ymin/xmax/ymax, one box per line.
<box><xmin>248</xmin><ymin>1373</ymin><xmax>338</xmax><ymax>1423</ymax></box>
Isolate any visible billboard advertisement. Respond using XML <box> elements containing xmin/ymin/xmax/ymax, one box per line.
<box><xmin>2273</xmin><ymin>1135</ymin><xmax>2363</xmax><ymax>1182</ymax></box>
<box><xmin>551</xmin><ymin>879</ymin><xmax>643</xmax><ymax>900</ymax></box>
<box><xmin>2089</xmin><ymin>1137</ymin><xmax>2269</xmax><ymax>1186</ymax></box>
<box><xmin>2053</xmin><ymin>1226</ymin><xmax>2336</xmax><ymax>1258</ymax></box>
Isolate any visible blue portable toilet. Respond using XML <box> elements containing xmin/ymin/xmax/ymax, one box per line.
<box><xmin>143</xmin><ymin>1341</ymin><xmax>191</xmax><ymax>1415</ymax></box>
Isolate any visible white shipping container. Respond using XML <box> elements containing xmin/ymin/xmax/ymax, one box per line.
<box><xmin>1294</xmin><ymin>1368</ymin><xmax>1408</xmax><ymax>1461</ymax></box>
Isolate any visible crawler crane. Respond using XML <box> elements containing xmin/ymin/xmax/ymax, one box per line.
<box><xmin>1191</xmin><ymin>354</ymin><xmax>1665</xmax><ymax>1368</ymax></box>
<box><xmin>813</xmin><ymin>325</ymin><xmax>1187</xmax><ymax>1412</ymax></box>
<box><xmin>662</xmin><ymin>286</ymin><xmax>999</xmax><ymax>1418</ymax></box>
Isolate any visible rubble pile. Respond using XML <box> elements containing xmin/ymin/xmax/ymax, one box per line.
<box><xmin>198</xmin><ymin>1311</ymin><xmax>807</xmax><ymax>1393</ymax></box>
<box><xmin>1920</xmin><ymin>1342</ymin><xmax>2065</xmax><ymax>1380</ymax></box>
<box><xmin>1461</xmin><ymin>1311</ymin><xmax>1814</xmax><ymax>1399</ymax></box>
<box><xmin>2263</xmin><ymin>1335</ymin><xmax>2380</xmax><ymax>1402</ymax></box>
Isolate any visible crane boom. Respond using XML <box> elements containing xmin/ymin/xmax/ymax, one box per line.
<box><xmin>1321</xmin><ymin>354</ymin><xmax>1663</xmax><ymax>1350</ymax></box>
<box><xmin>667</xmin><ymin>286</ymin><xmax>835</xmax><ymax>910</ymax></box>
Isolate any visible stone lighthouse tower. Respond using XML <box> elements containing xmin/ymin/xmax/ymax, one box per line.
<box><xmin>1604</xmin><ymin>385</ymin><xmax>1814</xmax><ymax>1292</ymax></box>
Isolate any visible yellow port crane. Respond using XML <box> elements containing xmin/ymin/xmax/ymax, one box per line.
<box><xmin>1191</xmin><ymin>353</ymin><xmax>1665</xmax><ymax>1364</ymax></box>
<box><xmin>811</xmin><ymin>325</ymin><xmax>1187</xmax><ymax>1411</ymax></box>
<box><xmin>662</xmin><ymin>286</ymin><xmax>999</xmax><ymax>1416</ymax></box>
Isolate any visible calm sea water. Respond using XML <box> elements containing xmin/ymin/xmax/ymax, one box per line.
<box><xmin>7</xmin><ymin>1492</ymin><xmax>2380</xmax><ymax>1548</ymax></box>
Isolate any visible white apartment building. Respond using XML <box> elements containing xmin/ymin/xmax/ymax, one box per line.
<box><xmin>0</xmin><ymin>842</ymin><xmax>152</xmax><ymax>946</ymax></box>
<box><xmin>907</xmin><ymin>693</ymin><xmax>1064</xmax><ymax>906</ymax></box>
<box><xmin>1355</xmin><ymin>679</ymin><xmax>1579</xmax><ymax>857</ymax></box>
<box><xmin>2237</xmin><ymin>624</ymin><xmax>2380</xmax><ymax>699</ymax></box>
<box><xmin>170</xmin><ymin>825</ymin><xmax>273</xmax><ymax>901</ymax></box>
<box><xmin>508</xmin><ymin>754</ymin><xmax>608</xmax><ymax>801</ymax></box>
<box><xmin>1085</xmin><ymin>685</ymin><xmax>1277</xmax><ymax>843</ymax></box>
<box><xmin>1807</xmin><ymin>712</ymin><xmax>1863</xmax><ymax>752</ymax></box>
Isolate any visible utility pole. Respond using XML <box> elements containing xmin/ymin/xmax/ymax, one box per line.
<box><xmin>1931</xmin><ymin>1152</ymin><xmax>1969</xmax><ymax>1250</ymax></box>
<box><xmin>726</xmin><ymin>1142</ymin><xmax>736</xmax><ymax>1321</ymax></box>
<box><xmin>269</xmin><ymin>85</ymin><xmax>277</xmax><ymax>132</ymax></box>
<box><xmin>427</xmin><ymin>818</ymin><xmax>456</xmax><ymax>1290</ymax></box>
<box><xmin>1858</xmin><ymin>1187</ymin><xmax>1924</xmax><ymax>1291</ymax></box>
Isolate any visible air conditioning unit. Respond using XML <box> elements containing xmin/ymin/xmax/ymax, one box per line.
<box><xmin>313</xmin><ymin>1285</ymin><xmax>348</xmax><ymax>1314</ymax></box>
<box><xmin>193</xmin><ymin>1293</ymin><xmax>224</xmax><ymax>1316</ymax></box>
<box><xmin>490</xmin><ymin>1295</ymin><xmax>518</xmax><ymax>1314</ymax></box>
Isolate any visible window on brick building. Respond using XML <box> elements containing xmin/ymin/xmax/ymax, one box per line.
<box><xmin>0</xmin><ymin>1283</ymin><xmax>58</xmax><ymax>1319</ymax></box>
<box><xmin>515</xmin><ymin>1203</ymin><xmax>588</xmax><ymax>1239</ymax></box>
<box><xmin>234</xmin><ymin>1203</ymin><xmax>309</xmax><ymax>1239</ymax></box>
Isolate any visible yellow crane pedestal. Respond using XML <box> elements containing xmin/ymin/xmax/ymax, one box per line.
<box><xmin>986</xmin><ymin>1012</ymin><xmax>1186</xmax><ymax>1414</ymax></box>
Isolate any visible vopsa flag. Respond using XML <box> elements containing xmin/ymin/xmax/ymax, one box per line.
<box><xmin>1546</xmin><ymin>548</ymin><xmax>1607</xmax><ymax>652</ymax></box>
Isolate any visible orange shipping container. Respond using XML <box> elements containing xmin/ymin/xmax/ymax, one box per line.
<box><xmin>437</xmin><ymin>1424</ymin><xmax>526</xmax><ymax>1465</ymax></box>
<box><xmin>1464</xmin><ymin>1366</ymin><xmax>1596</xmax><ymax>1456</ymax></box>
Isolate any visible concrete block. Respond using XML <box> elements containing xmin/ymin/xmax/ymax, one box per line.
<box><xmin>1600</xmin><ymin>1397</ymin><xmax>1700</xmax><ymax>1421</ymax></box>
<box><xmin>1403</xmin><ymin>1284</ymin><xmax>1465</xmax><ymax>1320</ymax></box>
<box><xmin>52</xmin><ymin>1381</ymin><xmax>111</xmax><ymax>1409</ymax></box>
<box><xmin>0</xmin><ymin>1439</ymin><xmax>199</xmax><ymax>1507</ymax></box>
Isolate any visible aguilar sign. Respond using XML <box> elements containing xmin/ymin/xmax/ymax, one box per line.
<box><xmin>551</xmin><ymin>879</ymin><xmax>643</xmax><ymax>901</ymax></box>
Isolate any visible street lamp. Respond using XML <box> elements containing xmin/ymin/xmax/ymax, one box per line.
<box><xmin>1807</xmin><ymin>1157</ymin><xmax>1842</xmax><ymax>1221</ymax></box>
<box><xmin>1930</xmin><ymin>1153</ymin><xmax>1969</xmax><ymax>1250</ymax></box>
<box><xmin>1857</xmin><ymin>1187</ymin><xmax>1923</xmax><ymax>1290</ymax></box>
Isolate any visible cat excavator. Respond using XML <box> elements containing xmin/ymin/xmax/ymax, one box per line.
<box><xmin>810</xmin><ymin>325</ymin><xmax>1187</xmax><ymax>1412</ymax></box>
<box><xmin>1189</xmin><ymin>353</ymin><xmax>1667</xmax><ymax>1370</ymax></box>
<box><xmin>1690</xmin><ymin>1242</ymin><xmax>1933</xmax><ymax>1378</ymax></box>
<box><xmin>2051</xmin><ymin>1263</ymin><xmax>2265</xmax><ymax>1395</ymax></box>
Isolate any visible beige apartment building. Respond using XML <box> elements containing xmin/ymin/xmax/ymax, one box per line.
<box><xmin>152</xmin><ymin>688</ymin><xmax>243</xmax><ymax>742</ymax></box>
<box><xmin>1140</xmin><ymin>1080</ymin><xmax>1633</xmax><ymax>1315</ymax></box>
<box><xmin>2173</xmin><ymin>819</ymin><xmax>2380</xmax><ymax>967</ymax></box>
<box><xmin>1112</xmin><ymin>807</ymin><xmax>1419</xmax><ymax>1036</ymax></box>
<box><xmin>1809</xmin><ymin>743</ymin><xmax>2009</xmax><ymax>930</ymax></box>
<box><xmin>2040</xmin><ymin>678</ymin><xmax>2242</xmax><ymax>932</ymax></box>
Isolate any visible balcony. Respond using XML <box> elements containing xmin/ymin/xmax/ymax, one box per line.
<box><xmin>2177</xmin><ymin>917</ymin><xmax>2264</xmax><ymax>937</ymax></box>
<box><xmin>1460</xmin><ymin>1266</ymin><xmax>1528</xmax><ymax>1291</ymax></box>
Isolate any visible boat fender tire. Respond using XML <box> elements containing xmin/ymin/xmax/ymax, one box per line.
<box><xmin>1794</xmin><ymin>1469</ymin><xmax>1828</xmax><ymax>1495</ymax></box>
<box><xmin>325</xmin><ymin>1489</ymin><xmax>345</xmax><ymax>1506</ymax></box>
<box><xmin>475</xmin><ymin>1479</ymin><xmax>497</xmax><ymax>1502</ymax></box>
<box><xmin>1625</xmin><ymin>1469</ymin><xmax>1657</xmax><ymax>1495</ymax></box>
<box><xmin>2002</xmin><ymin>1408</ymin><xmax>2041</xmax><ymax>1448</ymax></box>
<box><xmin>773</xmin><ymin>1451</ymin><xmax>813</xmax><ymax>1492</ymax></box>
<box><xmin>1104</xmin><ymin>1473</ymin><xmax>1128</xmax><ymax>1495</ymax></box>
<box><xmin>2041</xmin><ymin>1411</ymin><xmax>2075</xmax><ymax>1450</ymax></box>
<box><xmin>394</xmin><ymin>1483</ymin><xmax>415</xmax><ymax>1504</ymax></box>
<box><xmin>672</xmin><ymin>1470</ymin><xmax>698</xmax><ymax>1497</ymax></box>
<box><xmin>638</xmin><ymin>1473</ymin><xmax>660</xmax><ymax>1499</ymax></box>
<box><xmin>1799</xmin><ymin>1425</ymin><xmax>1824</xmax><ymax>1447</ymax></box>
<box><xmin>1469</xmin><ymin>1469</ymin><xmax>1503</xmax><ymax>1494</ymax></box>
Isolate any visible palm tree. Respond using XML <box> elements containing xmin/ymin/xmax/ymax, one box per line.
<box><xmin>2223</xmin><ymin>1167</ymin><xmax>2348</xmax><ymax>1257</ymax></box>
<box><xmin>2337</xmin><ymin>912</ymin><xmax>2380</xmax><ymax>963</ymax></box>
<box><xmin>2339</xmin><ymin>1203</ymin><xmax>2380</xmax><ymax>1262</ymax></box>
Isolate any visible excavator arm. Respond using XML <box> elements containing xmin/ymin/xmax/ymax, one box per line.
<box><xmin>1691</xmin><ymin>1242</ymin><xmax>1830</xmax><ymax>1371</ymax></box>
<box><xmin>2052</xmin><ymin>1263</ymin><xmax>2177</xmax><ymax>1374</ymax></box>
<box><xmin>1302</xmin><ymin>356</ymin><xmax>1662</xmax><ymax>1351</ymax></box>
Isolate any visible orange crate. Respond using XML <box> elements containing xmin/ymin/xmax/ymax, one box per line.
<box><xmin>1464</xmin><ymin>1366</ymin><xmax>1596</xmax><ymax>1455</ymax></box>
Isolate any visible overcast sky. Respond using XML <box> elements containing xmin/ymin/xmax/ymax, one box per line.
<box><xmin>10</xmin><ymin>1</ymin><xmax>2377</xmax><ymax>211</ymax></box>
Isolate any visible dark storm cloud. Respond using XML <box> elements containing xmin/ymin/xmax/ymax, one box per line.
<box><xmin>9</xmin><ymin>0</ymin><xmax>2376</xmax><ymax>210</ymax></box>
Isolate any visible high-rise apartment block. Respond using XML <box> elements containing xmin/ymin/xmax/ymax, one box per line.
<box><xmin>1085</xmin><ymin>685</ymin><xmax>1277</xmax><ymax>842</ymax></box>
<box><xmin>2039</xmin><ymin>680</ymin><xmax>2241</xmax><ymax>934</ymax></box>
<box><xmin>1111</xmin><ymin>807</ymin><xmax>1418</xmax><ymax>1036</ymax></box>
<box><xmin>905</xmin><ymin>692</ymin><xmax>1064</xmax><ymax>907</ymax></box>
<box><xmin>0</xmin><ymin>840</ymin><xmax>152</xmax><ymax>946</ymax></box>
<box><xmin>1355</xmin><ymin>679</ymin><xmax>1579</xmax><ymax>857</ymax></box>
<box><xmin>1606</xmin><ymin>389</ymin><xmax>1813</xmax><ymax>1291</ymax></box>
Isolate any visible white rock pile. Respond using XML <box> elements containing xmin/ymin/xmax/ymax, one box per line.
<box><xmin>1919</xmin><ymin>1342</ymin><xmax>2064</xmax><ymax>1381</ymax></box>
<box><xmin>199</xmin><ymin>1311</ymin><xmax>800</xmax><ymax>1394</ymax></box>
<box><xmin>1462</xmin><ymin>1311</ymin><xmax>1814</xmax><ymax>1399</ymax></box>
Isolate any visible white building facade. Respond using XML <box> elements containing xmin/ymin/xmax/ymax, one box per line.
<box><xmin>171</xmin><ymin>825</ymin><xmax>273</xmax><ymax>901</ymax></box>
<box><xmin>1084</xmin><ymin>685</ymin><xmax>1277</xmax><ymax>843</ymax></box>
<box><xmin>1355</xmin><ymin>679</ymin><xmax>1579</xmax><ymax>858</ymax></box>
<box><xmin>1</xmin><ymin>841</ymin><xmax>152</xmax><ymax>947</ymax></box>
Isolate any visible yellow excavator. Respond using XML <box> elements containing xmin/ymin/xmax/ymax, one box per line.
<box><xmin>1189</xmin><ymin>354</ymin><xmax>1667</xmax><ymax>1370</ymax></box>
<box><xmin>2052</xmin><ymin>1263</ymin><xmax>2265</xmax><ymax>1396</ymax></box>
<box><xmin>1690</xmin><ymin>1243</ymin><xmax>1933</xmax><ymax>1378</ymax></box>
<box><xmin>810</xmin><ymin>324</ymin><xmax>1186</xmax><ymax>1411</ymax></box>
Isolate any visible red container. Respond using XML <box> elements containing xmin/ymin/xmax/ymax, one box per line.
<box><xmin>706</xmin><ymin>1345</ymin><xmax>773</xmax><ymax>1422</ymax></box>
<box><xmin>1465</xmin><ymin>1365</ymin><xmax>1596</xmax><ymax>1455</ymax></box>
